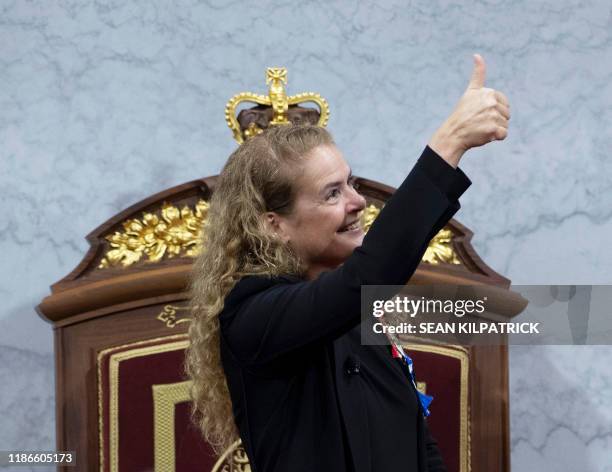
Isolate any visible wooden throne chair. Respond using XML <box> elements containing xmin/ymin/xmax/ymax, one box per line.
<box><xmin>37</xmin><ymin>67</ymin><xmax>526</xmax><ymax>472</ymax></box>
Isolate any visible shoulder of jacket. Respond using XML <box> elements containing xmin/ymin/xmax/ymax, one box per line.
<box><xmin>222</xmin><ymin>273</ymin><xmax>303</xmax><ymax>313</ymax></box>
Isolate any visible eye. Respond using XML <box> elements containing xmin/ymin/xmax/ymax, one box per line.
<box><xmin>325</xmin><ymin>176</ymin><xmax>354</xmax><ymax>201</ymax></box>
<box><xmin>326</xmin><ymin>188</ymin><xmax>341</xmax><ymax>200</ymax></box>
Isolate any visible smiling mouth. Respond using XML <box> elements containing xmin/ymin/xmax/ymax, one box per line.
<box><xmin>337</xmin><ymin>221</ymin><xmax>361</xmax><ymax>233</ymax></box>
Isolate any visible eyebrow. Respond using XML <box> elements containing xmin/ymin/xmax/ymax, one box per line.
<box><xmin>321</xmin><ymin>168</ymin><xmax>353</xmax><ymax>193</ymax></box>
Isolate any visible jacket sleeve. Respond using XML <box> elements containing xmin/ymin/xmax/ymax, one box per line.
<box><xmin>220</xmin><ymin>145</ymin><xmax>472</xmax><ymax>366</ymax></box>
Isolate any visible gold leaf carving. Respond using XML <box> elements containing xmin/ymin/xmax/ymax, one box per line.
<box><xmin>360</xmin><ymin>204</ymin><xmax>461</xmax><ymax>265</ymax></box>
<box><xmin>212</xmin><ymin>440</ymin><xmax>252</xmax><ymax>472</ymax></box>
<box><xmin>156</xmin><ymin>305</ymin><xmax>192</xmax><ymax>328</ymax></box>
<box><xmin>360</xmin><ymin>203</ymin><xmax>381</xmax><ymax>232</ymax></box>
<box><xmin>422</xmin><ymin>228</ymin><xmax>461</xmax><ymax>265</ymax></box>
<box><xmin>99</xmin><ymin>199</ymin><xmax>459</xmax><ymax>269</ymax></box>
<box><xmin>98</xmin><ymin>199</ymin><xmax>209</xmax><ymax>269</ymax></box>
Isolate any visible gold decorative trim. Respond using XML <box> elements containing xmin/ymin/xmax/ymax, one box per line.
<box><xmin>225</xmin><ymin>67</ymin><xmax>330</xmax><ymax>144</ymax></box>
<box><xmin>156</xmin><ymin>304</ymin><xmax>192</xmax><ymax>328</ymax></box>
<box><xmin>152</xmin><ymin>380</ymin><xmax>192</xmax><ymax>472</ymax></box>
<box><xmin>360</xmin><ymin>203</ymin><xmax>381</xmax><ymax>232</ymax></box>
<box><xmin>98</xmin><ymin>193</ymin><xmax>459</xmax><ymax>270</ymax></box>
<box><xmin>361</xmin><ymin>204</ymin><xmax>461</xmax><ymax>265</ymax></box>
<box><xmin>402</xmin><ymin>343</ymin><xmax>470</xmax><ymax>472</ymax></box>
<box><xmin>97</xmin><ymin>334</ymin><xmax>189</xmax><ymax>472</ymax></box>
<box><xmin>211</xmin><ymin>439</ymin><xmax>251</xmax><ymax>472</ymax></box>
<box><xmin>99</xmin><ymin>199</ymin><xmax>209</xmax><ymax>269</ymax></box>
<box><xmin>423</xmin><ymin>228</ymin><xmax>461</xmax><ymax>265</ymax></box>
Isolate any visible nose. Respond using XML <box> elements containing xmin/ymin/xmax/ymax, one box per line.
<box><xmin>347</xmin><ymin>185</ymin><xmax>367</xmax><ymax>212</ymax></box>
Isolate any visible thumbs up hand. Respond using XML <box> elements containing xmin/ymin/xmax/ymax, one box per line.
<box><xmin>428</xmin><ymin>54</ymin><xmax>510</xmax><ymax>168</ymax></box>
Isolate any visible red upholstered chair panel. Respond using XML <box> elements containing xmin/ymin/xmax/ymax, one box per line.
<box><xmin>98</xmin><ymin>335</ymin><xmax>218</xmax><ymax>472</ymax></box>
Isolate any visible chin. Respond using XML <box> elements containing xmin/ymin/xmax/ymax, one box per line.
<box><xmin>341</xmin><ymin>235</ymin><xmax>365</xmax><ymax>255</ymax></box>
<box><xmin>349</xmin><ymin>229</ymin><xmax>365</xmax><ymax>247</ymax></box>
<box><xmin>325</xmin><ymin>230</ymin><xmax>365</xmax><ymax>263</ymax></box>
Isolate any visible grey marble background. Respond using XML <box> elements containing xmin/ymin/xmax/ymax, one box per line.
<box><xmin>1</xmin><ymin>0</ymin><xmax>611</xmax><ymax>470</ymax></box>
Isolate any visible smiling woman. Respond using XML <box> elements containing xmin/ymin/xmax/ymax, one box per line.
<box><xmin>265</xmin><ymin>142</ymin><xmax>367</xmax><ymax>281</ymax></box>
<box><xmin>185</xmin><ymin>54</ymin><xmax>510</xmax><ymax>472</ymax></box>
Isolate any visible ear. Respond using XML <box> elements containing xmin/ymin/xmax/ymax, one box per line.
<box><xmin>264</xmin><ymin>212</ymin><xmax>291</xmax><ymax>243</ymax></box>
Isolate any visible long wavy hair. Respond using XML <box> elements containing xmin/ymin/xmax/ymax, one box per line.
<box><xmin>185</xmin><ymin>124</ymin><xmax>335</xmax><ymax>455</ymax></box>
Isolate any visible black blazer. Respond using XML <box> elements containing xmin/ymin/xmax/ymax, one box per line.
<box><xmin>219</xmin><ymin>146</ymin><xmax>472</xmax><ymax>472</ymax></box>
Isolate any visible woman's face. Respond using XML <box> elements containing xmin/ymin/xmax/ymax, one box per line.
<box><xmin>267</xmin><ymin>144</ymin><xmax>367</xmax><ymax>280</ymax></box>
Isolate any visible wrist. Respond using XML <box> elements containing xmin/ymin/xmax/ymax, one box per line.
<box><xmin>428</xmin><ymin>121</ymin><xmax>466</xmax><ymax>168</ymax></box>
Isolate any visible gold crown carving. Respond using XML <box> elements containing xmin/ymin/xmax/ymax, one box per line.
<box><xmin>225</xmin><ymin>67</ymin><xmax>330</xmax><ymax>144</ymax></box>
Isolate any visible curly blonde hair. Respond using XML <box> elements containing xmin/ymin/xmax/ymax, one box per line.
<box><xmin>185</xmin><ymin>124</ymin><xmax>335</xmax><ymax>455</ymax></box>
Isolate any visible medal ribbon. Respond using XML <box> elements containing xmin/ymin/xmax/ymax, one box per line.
<box><xmin>391</xmin><ymin>343</ymin><xmax>433</xmax><ymax>417</ymax></box>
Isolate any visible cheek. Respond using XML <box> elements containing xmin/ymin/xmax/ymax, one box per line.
<box><xmin>295</xmin><ymin>206</ymin><xmax>345</xmax><ymax>243</ymax></box>
<box><xmin>326</xmin><ymin>209</ymin><xmax>346</xmax><ymax>233</ymax></box>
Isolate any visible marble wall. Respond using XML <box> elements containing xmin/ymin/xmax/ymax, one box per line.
<box><xmin>1</xmin><ymin>0</ymin><xmax>610</xmax><ymax>470</ymax></box>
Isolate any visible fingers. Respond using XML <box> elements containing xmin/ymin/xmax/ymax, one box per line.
<box><xmin>479</xmin><ymin>87</ymin><xmax>510</xmax><ymax>120</ymax></box>
<box><xmin>495</xmin><ymin>90</ymin><xmax>509</xmax><ymax>108</ymax></box>
<box><xmin>493</xmin><ymin>112</ymin><xmax>509</xmax><ymax>130</ymax></box>
<box><xmin>467</xmin><ymin>53</ymin><xmax>486</xmax><ymax>90</ymax></box>
<box><xmin>494</xmin><ymin>126</ymin><xmax>508</xmax><ymax>141</ymax></box>
<box><xmin>496</xmin><ymin>102</ymin><xmax>511</xmax><ymax>121</ymax></box>
<box><xmin>492</xmin><ymin>102</ymin><xmax>510</xmax><ymax>142</ymax></box>
<box><xmin>491</xmin><ymin>89</ymin><xmax>510</xmax><ymax>120</ymax></box>
<box><xmin>494</xmin><ymin>89</ymin><xmax>510</xmax><ymax>124</ymax></box>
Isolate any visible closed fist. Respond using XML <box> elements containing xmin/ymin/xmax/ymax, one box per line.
<box><xmin>457</xmin><ymin>54</ymin><xmax>510</xmax><ymax>145</ymax></box>
<box><xmin>429</xmin><ymin>54</ymin><xmax>510</xmax><ymax>167</ymax></box>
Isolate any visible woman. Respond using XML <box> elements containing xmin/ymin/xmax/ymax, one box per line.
<box><xmin>186</xmin><ymin>54</ymin><xmax>510</xmax><ymax>472</ymax></box>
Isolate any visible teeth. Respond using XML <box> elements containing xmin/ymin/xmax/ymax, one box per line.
<box><xmin>340</xmin><ymin>221</ymin><xmax>359</xmax><ymax>232</ymax></box>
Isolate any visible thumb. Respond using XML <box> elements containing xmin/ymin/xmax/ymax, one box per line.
<box><xmin>467</xmin><ymin>53</ymin><xmax>486</xmax><ymax>90</ymax></box>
